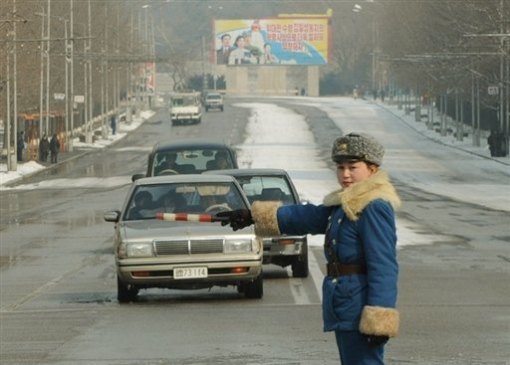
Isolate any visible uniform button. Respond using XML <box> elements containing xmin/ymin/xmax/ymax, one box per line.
<box><xmin>338</xmin><ymin>218</ymin><xmax>342</xmax><ymax>224</ymax></box>
<box><xmin>332</xmin><ymin>239</ymin><xmax>336</xmax><ymax>244</ymax></box>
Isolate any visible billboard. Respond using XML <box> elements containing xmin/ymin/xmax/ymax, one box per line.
<box><xmin>213</xmin><ymin>18</ymin><xmax>330</xmax><ymax>66</ymax></box>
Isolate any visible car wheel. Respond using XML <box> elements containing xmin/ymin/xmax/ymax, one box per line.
<box><xmin>291</xmin><ymin>241</ymin><xmax>309</xmax><ymax>278</ymax></box>
<box><xmin>205</xmin><ymin>107</ymin><xmax>209</xmax><ymax>112</ymax></box>
<box><xmin>220</xmin><ymin>106</ymin><xmax>224</xmax><ymax>112</ymax></box>
<box><xmin>117</xmin><ymin>276</ymin><xmax>138</xmax><ymax>303</ymax></box>
<box><xmin>244</xmin><ymin>273</ymin><xmax>263</xmax><ymax>299</ymax></box>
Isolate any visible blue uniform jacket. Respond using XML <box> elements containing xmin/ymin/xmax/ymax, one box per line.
<box><xmin>251</xmin><ymin>171</ymin><xmax>401</xmax><ymax>337</ymax></box>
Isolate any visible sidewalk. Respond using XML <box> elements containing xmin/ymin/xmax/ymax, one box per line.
<box><xmin>0</xmin><ymin>110</ymin><xmax>155</xmax><ymax>188</ymax></box>
<box><xmin>373</xmin><ymin>97</ymin><xmax>510</xmax><ymax>166</ymax></box>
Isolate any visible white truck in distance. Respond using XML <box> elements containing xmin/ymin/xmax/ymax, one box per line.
<box><xmin>170</xmin><ymin>91</ymin><xmax>202</xmax><ymax>126</ymax></box>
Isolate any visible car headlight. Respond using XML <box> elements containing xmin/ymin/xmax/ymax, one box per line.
<box><xmin>224</xmin><ymin>238</ymin><xmax>253</xmax><ymax>253</ymax></box>
<box><xmin>125</xmin><ymin>242</ymin><xmax>154</xmax><ymax>257</ymax></box>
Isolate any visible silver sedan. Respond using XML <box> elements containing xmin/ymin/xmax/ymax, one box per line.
<box><xmin>104</xmin><ymin>174</ymin><xmax>263</xmax><ymax>303</ymax></box>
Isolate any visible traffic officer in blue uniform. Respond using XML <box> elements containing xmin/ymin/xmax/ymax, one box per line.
<box><xmin>218</xmin><ymin>132</ymin><xmax>401</xmax><ymax>364</ymax></box>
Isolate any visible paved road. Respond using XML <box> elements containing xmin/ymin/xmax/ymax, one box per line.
<box><xmin>1</xmin><ymin>97</ymin><xmax>509</xmax><ymax>364</ymax></box>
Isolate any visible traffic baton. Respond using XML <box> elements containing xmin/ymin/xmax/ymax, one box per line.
<box><xmin>155</xmin><ymin>212</ymin><xmax>229</xmax><ymax>223</ymax></box>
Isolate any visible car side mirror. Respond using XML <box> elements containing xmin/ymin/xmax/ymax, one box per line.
<box><xmin>131</xmin><ymin>173</ymin><xmax>145</xmax><ymax>182</ymax></box>
<box><xmin>104</xmin><ymin>210</ymin><xmax>121</xmax><ymax>223</ymax></box>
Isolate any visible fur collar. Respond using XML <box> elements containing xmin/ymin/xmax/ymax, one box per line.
<box><xmin>323</xmin><ymin>170</ymin><xmax>401</xmax><ymax>221</ymax></box>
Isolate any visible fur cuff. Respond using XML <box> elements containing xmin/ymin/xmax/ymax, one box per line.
<box><xmin>359</xmin><ymin>305</ymin><xmax>399</xmax><ymax>337</ymax></box>
<box><xmin>251</xmin><ymin>201</ymin><xmax>281</xmax><ymax>237</ymax></box>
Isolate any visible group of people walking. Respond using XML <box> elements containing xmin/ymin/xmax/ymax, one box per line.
<box><xmin>16</xmin><ymin>131</ymin><xmax>60</xmax><ymax>163</ymax></box>
<box><xmin>17</xmin><ymin>113</ymin><xmax>119</xmax><ymax>165</ymax></box>
<box><xmin>38</xmin><ymin>133</ymin><xmax>60</xmax><ymax>163</ymax></box>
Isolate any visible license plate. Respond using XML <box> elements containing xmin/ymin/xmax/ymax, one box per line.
<box><xmin>174</xmin><ymin>267</ymin><xmax>208</xmax><ymax>279</ymax></box>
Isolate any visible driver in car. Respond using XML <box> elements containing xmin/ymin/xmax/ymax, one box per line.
<box><xmin>155</xmin><ymin>152</ymin><xmax>183</xmax><ymax>175</ymax></box>
<box><xmin>200</xmin><ymin>194</ymin><xmax>231</xmax><ymax>214</ymax></box>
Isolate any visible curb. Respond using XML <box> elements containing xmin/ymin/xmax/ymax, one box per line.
<box><xmin>374</xmin><ymin>101</ymin><xmax>510</xmax><ymax>167</ymax></box>
<box><xmin>1</xmin><ymin>111</ymin><xmax>156</xmax><ymax>188</ymax></box>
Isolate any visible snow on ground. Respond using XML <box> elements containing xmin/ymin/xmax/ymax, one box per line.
<box><xmin>0</xmin><ymin>110</ymin><xmax>154</xmax><ymax>187</ymax></box>
<box><xmin>233</xmin><ymin>99</ymin><xmax>509</xmax><ymax>249</ymax></box>
<box><xmin>1</xmin><ymin>98</ymin><xmax>508</xmax><ymax>249</ymax></box>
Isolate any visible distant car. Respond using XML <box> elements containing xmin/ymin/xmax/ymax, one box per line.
<box><xmin>132</xmin><ymin>139</ymin><xmax>238</xmax><ymax>181</ymax></box>
<box><xmin>204</xmin><ymin>168</ymin><xmax>309</xmax><ymax>278</ymax></box>
<box><xmin>169</xmin><ymin>91</ymin><xmax>202</xmax><ymax>125</ymax></box>
<box><xmin>204</xmin><ymin>92</ymin><xmax>224</xmax><ymax>112</ymax></box>
<box><xmin>104</xmin><ymin>174</ymin><xmax>264</xmax><ymax>302</ymax></box>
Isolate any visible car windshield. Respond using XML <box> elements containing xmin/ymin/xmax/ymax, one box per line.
<box><xmin>235</xmin><ymin>176</ymin><xmax>296</xmax><ymax>205</ymax></box>
<box><xmin>207</xmin><ymin>94</ymin><xmax>221</xmax><ymax>100</ymax></box>
<box><xmin>152</xmin><ymin>148</ymin><xmax>235</xmax><ymax>175</ymax></box>
<box><xmin>172</xmin><ymin>96</ymin><xmax>196</xmax><ymax>106</ymax></box>
<box><xmin>124</xmin><ymin>182</ymin><xmax>247</xmax><ymax>221</ymax></box>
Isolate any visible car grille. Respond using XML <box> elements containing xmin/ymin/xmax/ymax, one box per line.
<box><xmin>154</xmin><ymin>239</ymin><xmax>224</xmax><ymax>256</ymax></box>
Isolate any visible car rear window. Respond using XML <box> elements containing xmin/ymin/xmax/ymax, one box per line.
<box><xmin>235</xmin><ymin>176</ymin><xmax>296</xmax><ymax>205</ymax></box>
<box><xmin>151</xmin><ymin>148</ymin><xmax>235</xmax><ymax>175</ymax></box>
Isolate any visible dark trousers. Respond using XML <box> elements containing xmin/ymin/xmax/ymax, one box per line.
<box><xmin>51</xmin><ymin>151</ymin><xmax>58</xmax><ymax>163</ymax></box>
<box><xmin>335</xmin><ymin>330</ymin><xmax>385</xmax><ymax>365</ymax></box>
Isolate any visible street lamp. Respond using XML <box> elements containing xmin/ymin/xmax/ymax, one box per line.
<box><xmin>352</xmin><ymin>2</ymin><xmax>378</xmax><ymax>94</ymax></box>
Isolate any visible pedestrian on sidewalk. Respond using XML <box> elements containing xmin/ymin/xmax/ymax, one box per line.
<box><xmin>110</xmin><ymin>114</ymin><xmax>117</xmax><ymax>135</ymax></box>
<box><xmin>380</xmin><ymin>89</ymin><xmax>385</xmax><ymax>102</ymax></box>
<box><xmin>17</xmin><ymin>131</ymin><xmax>25</xmax><ymax>162</ymax></box>
<box><xmin>39</xmin><ymin>134</ymin><xmax>50</xmax><ymax>162</ymax></box>
<box><xmin>49</xmin><ymin>133</ymin><xmax>60</xmax><ymax>164</ymax></box>
<box><xmin>218</xmin><ymin>133</ymin><xmax>401</xmax><ymax>365</ymax></box>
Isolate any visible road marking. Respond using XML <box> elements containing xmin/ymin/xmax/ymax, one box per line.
<box><xmin>286</xmin><ymin>268</ymin><xmax>312</xmax><ymax>305</ymax></box>
<box><xmin>284</xmin><ymin>248</ymin><xmax>324</xmax><ymax>305</ymax></box>
<box><xmin>308</xmin><ymin>249</ymin><xmax>324</xmax><ymax>302</ymax></box>
<box><xmin>0</xmin><ymin>259</ymin><xmax>91</xmax><ymax>313</ymax></box>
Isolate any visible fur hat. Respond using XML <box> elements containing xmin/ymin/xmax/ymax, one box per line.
<box><xmin>331</xmin><ymin>133</ymin><xmax>384</xmax><ymax>166</ymax></box>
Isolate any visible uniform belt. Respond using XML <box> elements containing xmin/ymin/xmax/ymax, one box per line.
<box><xmin>327</xmin><ymin>263</ymin><xmax>367</xmax><ymax>276</ymax></box>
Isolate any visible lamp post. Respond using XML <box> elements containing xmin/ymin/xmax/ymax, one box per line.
<box><xmin>3</xmin><ymin>0</ymin><xmax>26</xmax><ymax>171</ymax></box>
<box><xmin>35</xmin><ymin>9</ymin><xmax>72</xmax><ymax>151</ymax></box>
<box><xmin>353</xmin><ymin>1</ymin><xmax>379</xmax><ymax>95</ymax></box>
<box><xmin>69</xmin><ymin>0</ymin><xmax>74</xmax><ymax>151</ymax></box>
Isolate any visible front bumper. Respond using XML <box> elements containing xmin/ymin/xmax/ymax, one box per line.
<box><xmin>117</xmin><ymin>258</ymin><xmax>262</xmax><ymax>287</ymax></box>
<box><xmin>171</xmin><ymin>114</ymin><xmax>201</xmax><ymax>121</ymax></box>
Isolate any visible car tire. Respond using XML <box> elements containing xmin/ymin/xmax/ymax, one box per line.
<box><xmin>205</xmin><ymin>107</ymin><xmax>209</xmax><ymax>112</ymax></box>
<box><xmin>291</xmin><ymin>241</ymin><xmax>309</xmax><ymax>278</ymax></box>
<box><xmin>117</xmin><ymin>276</ymin><xmax>138</xmax><ymax>303</ymax></box>
<box><xmin>220</xmin><ymin>106</ymin><xmax>224</xmax><ymax>112</ymax></box>
<box><xmin>244</xmin><ymin>273</ymin><xmax>263</xmax><ymax>299</ymax></box>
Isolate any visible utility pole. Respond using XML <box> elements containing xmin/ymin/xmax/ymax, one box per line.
<box><xmin>202</xmin><ymin>35</ymin><xmax>207</xmax><ymax>92</ymax></box>
<box><xmin>500</xmin><ymin>0</ymin><xmax>505</xmax><ymax>134</ymax></box>
<box><xmin>102</xmin><ymin>3</ymin><xmax>108</xmax><ymax>139</ymax></box>
<box><xmin>64</xmin><ymin>19</ymin><xmax>69</xmax><ymax>150</ymax></box>
<box><xmin>13</xmin><ymin>0</ymin><xmax>18</xmax><ymax>169</ymax></box>
<box><xmin>69</xmin><ymin>0</ymin><xmax>74</xmax><ymax>151</ymax></box>
<box><xmin>6</xmin><ymin>35</ymin><xmax>12</xmax><ymax>170</ymax></box>
<box><xmin>45</xmin><ymin>0</ymin><xmax>51</xmax><ymax>134</ymax></box>
<box><xmin>84</xmin><ymin>0</ymin><xmax>92</xmax><ymax>143</ymax></box>
<box><xmin>87</xmin><ymin>0</ymin><xmax>93</xmax><ymax>143</ymax></box>
<box><xmin>39</xmin><ymin>8</ymin><xmax>45</xmax><ymax>140</ymax></box>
